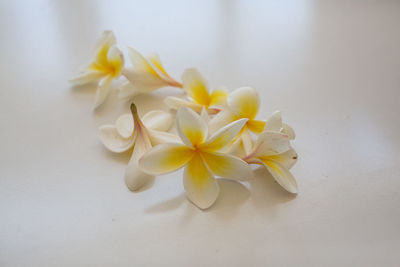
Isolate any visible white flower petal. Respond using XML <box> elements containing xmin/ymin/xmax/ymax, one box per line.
<box><xmin>201</xmin><ymin>151</ymin><xmax>253</xmax><ymax>181</ymax></box>
<box><xmin>183</xmin><ymin>154</ymin><xmax>219</xmax><ymax>209</ymax></box>
<box><xmin>116</xmin><ymin>114</ymin><xmax>133</xmax><ymax>139</ymax></box>
<box><xmin>208</xmin><ymin>108</ymin><xmax>236</xmax><ymax>134</ymax></box>
<box><xmin>127</xmin><ymin>47</ymin><xmax>156</xmax><ymax>73</ymax></box>
<box><xmin>259</xmin><ymin>159</ymin><xmax>298</xmax><ymax>194</ymax></box>
<box><xmin>69</xmin><ymin>71</ymin><xmax>104</xmax><ymax>86</ymax></box>
<box><xmin>227</xmin><ymin>87</ymin><xmax>259</xmax><ymax>119</ymax></box>
<box><xmin>200</xmin><ymin>107</ymin><xmax>210</xmax><ymax>123</ymax></box>
<box><xmin>182</xmin><ymin>68</ymin><xmax>210</xmax><ymax>106</ymax></box>
<box><xmin>94</xmin><ymin>75</ymin><xmax>113</xmax><ymax>108</ymax></box>
<box><xmin>106</xmin><ymin>45</ymin><xmax>124</xmax><ymax>76</ymax></box>
<box><xmin>147</xmin><ymin>129</ymin><xmax>181</xmax><ymax>145</ymax></box>
<box><xmin>122</xmin><ymin>68</ymin><xmax>167</xmax><ymax>92</ymax></box>
<box><xmin>254</xmin><ymin>131</ymin><xmax>290</xmax><ymax>157</ymax></box>
<box><xmin>142</xmin><ymin>110</ymin><xmax>172</xmax><ymax>132</ymax></box>
<box><xmin>265</xmin><ymin>111</ymin><xmax>282</xmax><ymax>132</ymax></box>
<box><xmin>176</xmin><ymin>107</ymin><xmax>208</xmax><ymax>147</ymax></box>
<box><xmin>282</xmin><ymin>123</ymin><xmax>296</xmax><ymax>140</ymax></box>
<box><xmin>201</xmin><ymin>118</ymin><xmax>248</xmax><ymax>152</ymax></box>
<box><xmin>125</xmin><ymin>130</ymin><xmax>153</xmax><ymax>191</ymax></box>
<box><xmin>94</xmin><ymin>30</ymin><xmax>116</xmax><ymax>54</ymax></box>
<box><xmin>164</xmin><ymin>96</ymin><xmax>204</xmax><ymax>113</ymax></box>
<box><xmin>241</xmin><ymin>128</ymin><xmax>253</xmax><ymax>154</ymax></box>
<box><xmin>118</xmin><ymin>82</ymin><xmax>143</xmax><ymax>99</ymax></box>
<box><xmin>99</xmin><ymin>125</ymin><xmax>135</xmax><ymax>153</ymax></box>
<box><xmin>139</xmin><ymin>143</ymin><xmax>194</xmax><ymax>175</ymax></box>
<box><xmin>267</xmin><ymin>147</ymin><xmax>298</xmax><ymax>170</ymax></box>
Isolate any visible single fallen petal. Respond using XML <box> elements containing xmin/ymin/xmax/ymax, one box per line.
<box><xmin>139</xmin><ymin>143</ymin><xmax>194</xmax><ymax>175</ymax></box>
<box><xmin>201</xmin><ymin>151</ymin><xmax>253</xmax><ymax>181</ymax></box>
<box><xmin>258</xmin><ymin>158</ymin><xmax>298</xmax><ymax>194</ymax></box>
<box><xmin>99</xmin><ymin>125</ymin><xmax>135</xmax><ymax>153</ymax></box>
<box><xmin>176</xmin><ymin>107</ymin><xmax>208</xmax><ymax>147</ymax></box>
<box><xmin>94</xmin><ymin>75</ymin><xmax>113</xmax><ymax>108</ymax></box>
<box><xmin>183</xmin><ymin>153</ymin><xmax>219</xmax><ymax>209</ymax></box>
<box><xmin>227</xmin><ymin>87</ymin><xmax>259</xmax><ymax>119</ymax></box>
<box><xmin>201</xmin><ymin>118</ymin><xmax>248</xmax><ymax>152</ymax></box>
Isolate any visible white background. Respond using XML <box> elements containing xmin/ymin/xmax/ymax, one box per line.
<box><xmin>1</xmin><ymin>0</ymin><xmax>399</xmax><ymax>266</ymax></box>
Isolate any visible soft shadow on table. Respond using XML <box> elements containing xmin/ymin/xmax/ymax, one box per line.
<box><xmin>247</xmin><ymin>167</ymin><xmax>297</xmax><ymax>211</ymax></box>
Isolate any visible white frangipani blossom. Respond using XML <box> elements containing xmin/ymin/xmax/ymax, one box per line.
<box><xmin>119</xmin><ymin>48</ymin><xmax>182</xmax><ymax>98</ymax></box>
<box><xmin>164</xmin><ymin>68</ymin><xmax>228</xmax><ymax>114</ymax></box>
<box><xmin>139</xmin><ymin>107</ymin><xmax>253</xmax><ymax>209</ymax></box>
<box><xmin>70</xmin><ymin>31</ymin><xmax>124</xmax><ymax>108</ymax></box>
<box><xmin>99</xmin><ymin>104</ymin><xmax>179</xmax><ymax>191</ymax></box>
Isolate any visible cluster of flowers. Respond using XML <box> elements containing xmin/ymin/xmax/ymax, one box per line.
<box><xmin>71</xmin><ymin>31</ymin><xmax>298</xmax><ymax>209</ymax></box>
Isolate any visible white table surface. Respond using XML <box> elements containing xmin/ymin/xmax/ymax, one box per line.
<box><xmin>1</xmin><ymin>0</ymin><xmax>400</xmax><ymax>266</ymax></box>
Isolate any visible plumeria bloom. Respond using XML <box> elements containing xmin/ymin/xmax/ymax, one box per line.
<box><xmin>99</xmin><ymin>103</ymin><xmax>179</xmax><ymax>191</ymax></box>
<box><xmin>164</xmin><ymin>68</ymin><xmax>228</xmax><ymax>114</ymax></box>
<box><xmin>243</xmin><ymin>131</ymin><xmax>298</xmax><ymax>193</ymax></box>
<box><xmin>70</xmin><ymin>31</ymin><xmax>124</xmax><ymax>108</ymax></box>
<box><xmin>119</xmin><ymin>48</ymin><xmax>182</xmax><ymax>98</ymax></box>
<box><xmin>139</xmin><ymin>107</ymin><xmax>253</xmax><ymax>209</ymax></box>
<box><xmin>208</xmin><ymin>87</ymin><xmax>267</xmax><ymax>156</ymax></box>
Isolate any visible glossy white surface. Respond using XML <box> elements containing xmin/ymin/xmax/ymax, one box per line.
<box><xmin>1</xmin><ymin>0</ymin><xmax>400</xmax><ymax>266</ymax></box>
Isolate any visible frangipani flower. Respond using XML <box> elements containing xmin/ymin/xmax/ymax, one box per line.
<box><xmin>243</xmin><ymin>131</ymin><xmax>298</xmax><ymax>193</ymax></box>
<box><xmin>164</xmin><ymin>68</ymin><xmax>228</xmax><ymax>114</ymax></box>
<box><xmin>139</xmin><ymin>107</ymin><xmax>253</xmax><ymax>209</ymax></box>
<box><xmin>119</xmin><ymin>48</ymin><xmax>182</xmax><ymax>98</ymax></box>
<box><xmin>99</xmin><ymin>104</ymin><xmax>179</xmax><ymax>191</ymax></box>
<box><xmin>70</xmin><ymin>31</ymin><xmax>124</xmax><ymax>108</ymax></box>
<box><xmin>264</xmin><ymin>110</ymin><xmax>296</xmax><ymax>140</ymax></box>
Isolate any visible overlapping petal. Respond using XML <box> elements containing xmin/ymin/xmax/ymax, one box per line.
<box><xmin>227</xmin><ymin>87</ymin><xmax>259</xmax><ymax>119</ymax></box>
<box><xmin>99</xmin><ymin>125</ymin><xmax>135</xmax><ymax>153</ymax></box>
<box><xmin>253</xmin><ymin>131</ymin><xmax>291</xmax><ymax>157</ymax></box>
<box><xmin>176</xmin><ymin>107</ymin><xmax>208</xmax><ymax>147</ymax></box>
<box><xmin>258</xmin><ymin>158</ymin><xmax>298</xmax><ymax>194</ymax></box>
<box><xmin>139</xmin><ymin>143</ymin><xmax>194</xmax><ymax>175</ymax></box>
<box><xmin>201</xmin><ymin>151</ymin><xmax>253</xmax><ymax>181</ymax></box>
<box><xmin>201</xmin><ymin>118</ymin><xmax>247</xmax><ymax>152</ymax></box>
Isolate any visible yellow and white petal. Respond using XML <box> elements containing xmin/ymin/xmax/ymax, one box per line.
<box><xmin>259</xmin><ymin>158</ymin><xmax>298</xmax><ymax>194</ymax></box>
<box><xmin>200</xmin><ymin>107</ymin><xmax>210</xmax><ymax>124</ymax></box>
<box><xmin>201</xmin><ymin>151</ymin><xmax>253</xmax><ymax>181</ymax></box>
<box><xmin>139</xmin><ymin>143</ymin><xmax>194</xmax><ymax>175</ymax></box>
<box><xmin>142</xmin><ymin>110</ymin><xmax>173</xmax><ymax>132</ymax></box>
<box><xmin>183</xmin><ymin>154</ymin><xmax>219</xmax><ymax>209</ymax></box>
<box><xmin>176</xmin><ymin>107</ymin><xmax>208</xmax><ymax>147</ymax></box>
<box><xmin>125</xmin><ymin>128</ymin><xmax>153</xmax><ymax>191</ymax></box>
<box><xmin>99</xmin><ymin>125</ymin><xmax>135</xmax><ymax>153</ymax></box>
<box><xmin>94</xmin><ymin>30</ymin><xmax>116</xmax><ymax>55</ymax></box>
<box><xmin>127</xmin><ymin>47</ymin><xmax>158</xmax><ymax>75</ymax></box>
<box><xmin>147</xmin><ymin>129</ymin><xmax>181</xmax><ymax>145</ymax></box>
<box><xmin>182</xmin><ymin>68</ymin><xmax>210</xmax><ymax>106</ymax></box>
<box><xmin>107</xmin><ymin>45</ymin><xmax>124</xmax><ymax>77</ymax></box>
<box><xmin>122</xmin><ymin>68</ymin><xmax>168</xmax><ymax>92</ymax></box>
<box><xmin>253</xmin><ymin>131</ymin><xmax>290</xmax><ymax>157</ymax></box>
<box><xmin>282</xmin><ymin>123</ymin><xmax>296</xmax><ymax>140</ymax></box>
<box><xmin>148</xmin><ymin>53</ymin><xmax>181</xmax><ymax>86</ymax></box>
<box><xmin>264</xmin><ymin>147</ymin><xmax>298</xmax><ymax>170</ymax></box>
<box><xmin>247</xmin><ymin>119</ymin><xmax>266</xmax><ymax>134</ymax></box>
<box><xmin>69</xmin><ymin>71</ymin><xmax>104</xmax><ymax>86</ymax></box>
<box><xmin>209</xmin><ymin>88</ymin><xmax>228</xmax><ymax>107</ymax></box>
<box><xmin>227</xmin><ymin>87</ymin><xmax>259</xmax><ymax>119</ymax></box>
<box><xmin>201</xmin><ymin>118</ymin><xmax>248</xmax><ymax>152</ymax></box>
<box><xmin>164</xmin><ymin>96</ymin><xmax>204</xmax><ymax>113</ymax></box>
<box><xmin>115</xmin><ymin>114</ymin><xmax>133</xmax><ymax>139</ymax></box>
<box><xmin>94</xmin><ymin>75</ymin><xmax>113</xmax><ymax>109</ymax></box>
<box><xmin>208</xmin><ymin>108</ymin><xmax>236</xmax><ymax>134</ymax></box>
<box><xmin>241</xmin><ymin>127</ymin><xmax>254</xmax><ymax>154</ymax></box>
